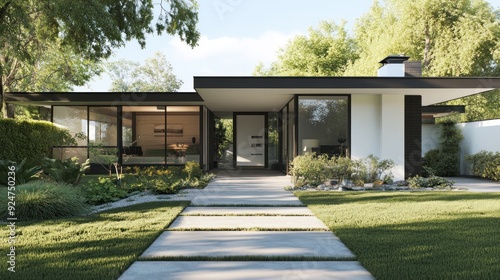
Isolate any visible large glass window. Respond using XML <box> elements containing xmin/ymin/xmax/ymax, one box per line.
<box><xmin>166</xmin><ymin>106</ymin><xmax>200</xmax><ymax>164</ymax></box>
<box><xmin>288</xmin><ymin>99</ymin><xmax>296</xmax><ymax>160</ymax></box>
<box><xmin>89</xmin><ymin>107</ymin><xmax>117</xmax><ymax>146</ymax></box>
<box><xmin>268</xmin><ymin>112</ymin><xmax>280</xmax><ymax>169</ymax></box>
<box><xmin>52</xmin><ymin>106</ymin><xmax>87</xmax><ymax>146</ymax></box>
<box><xmin>121</xmin><ymin>106</ymin><xmax>200</xmax><ymax>165</ymax></box>
<box><xmin>281</xmin><ymin>106</ymin><xmax>288</xmax><ymax>173</ymax></box>
<box><xmin>298</xmin><ymin>96</ymin><xmax>349</xmax><ymax>157</ymax></box>
<box><xmin>122</xmin><ymin>106</ymin><xmax>166</xmax><ymax>165</ymax></box>
<box><xmin>89</xmin><ymin>107</ymin><xmax>118</xmax><ymax>164</ymax></box>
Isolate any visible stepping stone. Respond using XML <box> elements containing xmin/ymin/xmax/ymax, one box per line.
<box><xmin>182</xmin><ymin>207</ymin><xmax>314</xmax><ymax>216</ymax></box>
<box><xmin>191</xmin><ymin>190</ymin><xmax>303</xmax><ymax>206</ymax></box>
<box><xmin>141</xmin><ymin>231</ymin><xmax>355</xmax><ymax>259</ymax></box>
<box><xmin>168</xmin><ymin>216</ymin><xmax>328</xmax><ymax>230</ymax></box>
<box><xmin>119</xmin><ymin>261</ymin><xmax>374</xmax><ymax>280</ymax></box>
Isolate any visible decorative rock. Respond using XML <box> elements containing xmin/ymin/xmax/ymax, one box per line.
<box><xmin>318</xmin><ymin>184</ymin><xmax>327</xmax><ymax>190</ymax></box>
<box><xmin>351</xmin><ymin>187</ymin><xmax>366</xmax><ymax>191</ymax></box>
<box><xmin>394</xmin><ymin>180</ymin><xmax>408</xmax><ymax>187</ymax></box>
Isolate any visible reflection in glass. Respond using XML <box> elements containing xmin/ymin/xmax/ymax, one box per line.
<box><xmin>53</xmin><ymin>106</ymin><xmax>88</xmax><ymax>146</ymax></box>
<box><xmin>298</xmin><ymin>96</ymin><xmax>349</xmax><ymax>157</ymax></box>
<box><xmin>89</xmin><ymin>107</ymin><xmax>118</xmax><ymax>146</ymax></box>
<box><xmin>121</xmin><ymin>106</ymin><xmax>201</xmax><ymax>165</ymax></box>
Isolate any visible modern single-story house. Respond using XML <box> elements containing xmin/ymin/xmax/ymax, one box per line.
<box><xmin>5</xmin><ymin>56</ymin><xmax>500</xmax><ymax>180</ymax></box>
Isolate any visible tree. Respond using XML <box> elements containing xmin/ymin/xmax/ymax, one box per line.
<box><xmin>345</xmin><ymin>0</ymin><xmax>500</xmax><ymax>77</ymax></box>
<box><xmin>1</xmin><ymin>0</ymin><xmax>200</xmax><ymax>117</ymax></box>
<box><xmin>254</xmin><ymin>21</ymin><xmax>358</xmax><ymax>76</ymax></box>
<box><xmin>107</xmin><ymin>52</ymin><xmax>182</xmax><ymax>92</ymax></box>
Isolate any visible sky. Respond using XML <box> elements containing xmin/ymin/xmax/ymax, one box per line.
<box><xmin>75</xmin><ymin>0</ymin><xmax>500</xmax><ymax>93</ymax></box>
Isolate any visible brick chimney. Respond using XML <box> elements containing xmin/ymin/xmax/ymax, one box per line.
<box><xmin>378</xmin><ymin>55</ymin><xmax>422</xmax><ymax>77</ymax></box>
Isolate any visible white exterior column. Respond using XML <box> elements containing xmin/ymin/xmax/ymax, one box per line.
<box><xmin>380</xmin><ymin>94</ymin><xmax>405</xmax><ymax>180</ymax></box>
<box><xmin>351</xmin><ymin>95</ymin><xmax>381</xmax><ymax>159</ymax></box>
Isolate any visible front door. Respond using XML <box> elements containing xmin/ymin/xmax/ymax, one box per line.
<box><xmin>234</xmin><ymin>113</ymin><xmax>267</xmax><ymax>168</ymax></box>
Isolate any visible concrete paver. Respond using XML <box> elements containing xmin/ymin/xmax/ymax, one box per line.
<box><xmin>141</xmin><ymin>231</ymin><xmax>355</xmax><ymax>258</ymax></box>
<box><xmin>181</xmin><ymin>206</ymin><xmax>314</xmax><ymax>216</ymax></box>
<box><xmin>118</xmin><ymin>261</ymin><xmax>374</xmax><ymax>280</ymax></box>
<box><xmin>119</xmin><ymin>170</ymin><xmax>374</xmax><ymax>279</ymax></box>
<box><xmin>191</xmin><ymin>173</ymin><xmax>301</xmax><ymax>206</ymax></box>
<box><xmin>168</xmin><ymin>215</ymin><xmax>328</xmax><ymax>230</ymax></box>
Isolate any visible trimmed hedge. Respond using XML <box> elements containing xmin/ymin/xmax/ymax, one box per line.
<box><xmin>466</xmin><ymin>151</ymin><xmax>500</xmax><ymax>181</ymax></box>
<box><xmin>0</xmin><ymin>119</ymin><xmax>75</xmax><ymax>165</ymax></box>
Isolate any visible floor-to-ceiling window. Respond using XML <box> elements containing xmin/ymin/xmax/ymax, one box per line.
<box><xmin>52</xmin><ymin>106</ymin><xmax>88</xmax><ymax>164</ymax></box>
<box><xmin>52</xmin><ymin>105</ymin><xmax>201</xmax><ymax>169</ymax></box>
<box><xmin>268</xmin><ymin>112</ymin><xmax>280</xmax><ymax>169</ymax></box>
<box><xmin>121</xmin><ymin>106</ymin><xmax>201</xmax><ymax>165</ymax></box>
<box><xmin>298</xmin><ymin>95</ymin><xmax>350</xmax><ymax>157</ymax></box>
<box><xmin>280</xmin><ymin>105</ymin><xmax>288</xmax><ymax>173</ymax></box>
<box><xmin>166</xmin><ymin>106</ymin><xmax>201</xmax><ymax>164</ymax></box>
<box><xmin>89</xmin><ymin>107</ymin><xmax>118</xmax><ymax>165</ymax></box>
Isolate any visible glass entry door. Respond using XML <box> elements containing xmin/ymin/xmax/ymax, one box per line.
<box><xmin>234</xmin><ymin>114</ymin><xmax>267</xmax><ymax>168</ymax></box>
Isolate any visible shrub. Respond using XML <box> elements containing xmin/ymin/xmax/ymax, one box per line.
<box><xmin>289</xmin><ymin>153</ymin><xmax>335</xmax><ymax>187</ymax></box>
<box><xmin>290</xmin><ymin>153</ymin><xmax>396</xmax><ymax>187</ymax></box>
<box><xmin>149</xmin><ymin>175</ymin><xmax>180</xmax><ymax>194</ymax></box>
<box><xmin>0</xmin><ymin>119</ymin><xmax>76</xmax><ymax>166</ymax></box>
<box><xmin>183</xmin><ymin>161</ymin><xmax>202</xmax><ymax>180</ymax></box>
<box><xmin>0</xmin><ymin>159</ymin><xmax>42</xmax><ymax>186</ymax></box>
<box><xmin>364</xmin><ymin>154</ymin><xmax>395</xmax><ymax>183</ymax></box>
<box><xmin>120</xmin><ymin>174</ymin><xmax>149</xmax><ymax>193</ymax></box>
<box><xmin>121</xmin><ymin>164</ymin><xmax>214</xmax><ymax>194</ymax></box>
<box><xmin>466</xmin><ymin>151</ymin><xmax>500</xmax><ymax>181</ymax></box>
<box><xmin>407</xmin><ymin>175</ymin><xmax>454</xmax><ymax>189</ymax></box>
<box><xmin>424</xmin><ymin>120</ymin><xmax>463</xmax><ymax>176</ymax></box>
<box><xmin>81</xmin><ymin>177</ymin><xmax>128</xmax><ymax>205</ymax></box>
<box><xmin>42</xmin><ymin>157</ymin><xmax>90</xmax><ymax>185</ymax></box>
<box><xmin>0</xmin><ymin>181</ymin><xmax>89</xmax><ymax>221</ymax></box>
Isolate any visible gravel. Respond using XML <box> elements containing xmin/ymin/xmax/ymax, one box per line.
<box><xmin>89</xmin><ymin>189</ymin><xmax>202</xmax><ymax>214</ymax></box>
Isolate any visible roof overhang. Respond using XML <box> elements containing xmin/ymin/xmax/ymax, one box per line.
<box><xmin>422</xmin><ymin>105</ymin><xmax>466</xmax><ymax>124</ymax></box>
<box><xmin>194</xmin><ymin>76</ymin><xmax>500</xmax><ymax>112</ymax></box>
<box><xmin>4</xmin><ymin>92</ymin><xmax>204</xmax><ymax>106</ymax></box>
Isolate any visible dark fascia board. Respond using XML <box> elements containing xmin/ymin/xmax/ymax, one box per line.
<box><xmin>4</xmin><ymin>92</ymin><xmax>203</xmax><ymax>105</ymax></box>
<box><xmin>422</xmin><ymin>105</ymin><xmax>466</xmax><ymax>114</ymax></box>
<box><xmin>194</xmin><ymin>76</ymin><xmax>500</xmax><ymax>89</ymax></box>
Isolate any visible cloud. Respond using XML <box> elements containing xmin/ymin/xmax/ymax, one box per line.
<box><xmin>168</xmin><ymin>31</ymin><xmax>299</xmax><ymax>65</ymax></box>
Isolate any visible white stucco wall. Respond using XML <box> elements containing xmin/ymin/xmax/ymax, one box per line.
<box><xmin>351</xmin><ymin>94</ymin><xmax>405</xmax><ymax>181</ymax></box>
<box><xmin>380</xmin><ymin>95</ymin><xmax>405</xmax><ymax>180</ymax></box>
<box><xmin>459</xmin><ymin>119</ymin><xmax>500</xmax><ymax>175</ymax></box>
<box><xmin>422</xmin><ymin>119</ymin><xmax>500</xmax><ymax>175</ymax></box>
<box><xmin>351</xmin><ymin>95</ymin><xmax>381</xmax><ymax>159</ymax></box>
<box><xmin>422</xmin><ymin>124</ymin><xmax>440</xmax><ymax>156</ymax></box>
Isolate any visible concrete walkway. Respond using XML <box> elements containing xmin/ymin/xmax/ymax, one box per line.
<box><xmin>449</xmin><ymin>177</ymin><xmax>500</xmax><ymax>192</ymax></box>
<box><xmin>119</xmin><ymin>170</ymin><xmax>374</xmax><ymax>280</ymax></box>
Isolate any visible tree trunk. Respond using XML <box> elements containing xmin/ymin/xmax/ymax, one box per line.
<box><xmin>423</xmin><ymin>24</ymin><xmax>432</xmax><ymax>73</ymax></box>
<box><xmin>6</xmin><ymin>103</ymin><xmax>15</xmax><ymax>118</ymax></box>
<box><xmin>0</xmin><ymin>76</ymin><xmax>6</xmax><ymax>118</ymax></box>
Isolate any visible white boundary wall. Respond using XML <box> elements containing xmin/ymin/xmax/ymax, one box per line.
<box><xmin>422</xmin><ymin>119</ymin><xmax>500</xmax><ymax>175</ymax></box>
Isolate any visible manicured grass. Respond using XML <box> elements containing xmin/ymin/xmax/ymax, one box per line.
<box><xmin>295</xmin><ymin>192</ymin><xmax>500</xmax><ymax>280</ymax></box>
<box><xmin>0</xmin><ymin>201</ymin><xmax>188</xmax><ymax>280</ymax></box>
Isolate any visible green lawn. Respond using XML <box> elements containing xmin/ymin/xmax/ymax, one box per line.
<box><xmin>296</xmin><ymin>192</ymin><xmax>500</xmax><ymax>280</ymax></box>
<box><xmin>0</xmin><ymin>201</ymin><xmax>188</xmax><ymax>280</ymax></box>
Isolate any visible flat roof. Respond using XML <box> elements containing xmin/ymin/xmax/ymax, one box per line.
<box><xmin>4</xmin><ymin>92</ymin><xmax>203</xmax><ymax>106</ymax></box>
<box><xmin>5</xmin><ymin>76</ymin><xmax>500</xmax><ymax>112</ymax></box>
<box><xmin>194</xmin><ymin>76</ymin><xmax>500</xmax><ymax>111</ymax></box>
